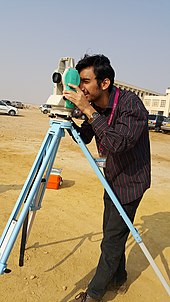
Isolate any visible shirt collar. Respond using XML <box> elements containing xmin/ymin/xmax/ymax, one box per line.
<box><xmin>93</xmin><ymin>86</ymin><xmax>116</xmax><ymax>113</ymax></box>
<box><xmin>107</xmin><ymin>86</ymin><xmax>117</xmax><ymax>109</ymax></box>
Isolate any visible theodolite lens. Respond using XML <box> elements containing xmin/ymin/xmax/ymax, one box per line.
<box><xmin>52</xmin><ymin>72</ymin><xmax>62</xmax><ymax>83</ymax></box>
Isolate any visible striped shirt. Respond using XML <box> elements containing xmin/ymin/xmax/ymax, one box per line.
<box><xmin>73</xmin><ymin>86</ymin><xmax>151</xmax><ymax>204</ymax></box>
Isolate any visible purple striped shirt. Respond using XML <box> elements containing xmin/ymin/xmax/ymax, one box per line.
<box><xmin>73</xmin><ymin>87</ymin><xmax>151</xmax><ymax>204</ymax></box>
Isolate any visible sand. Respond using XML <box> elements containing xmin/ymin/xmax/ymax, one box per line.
<box><xmin>0</xmin><ymin>107</ymin><xmax>170</xmax><ymax>302</ymax></box>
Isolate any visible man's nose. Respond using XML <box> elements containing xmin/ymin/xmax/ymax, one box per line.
<box><xmin>79</xmin><ymin>81</ymin><xmax>85</xmax><ymax>91</ymax></box>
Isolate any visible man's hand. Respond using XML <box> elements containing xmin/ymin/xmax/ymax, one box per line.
<box><xmin>63</xmin><ymin>83</ymin><xmax>96</xmax><ymax>119</ymax></box>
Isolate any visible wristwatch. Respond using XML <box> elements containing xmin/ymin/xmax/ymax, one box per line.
<box><xmin>88</xmin><ymin>112</ymin><xmax>100</xmax><ymax>124</ymax></box>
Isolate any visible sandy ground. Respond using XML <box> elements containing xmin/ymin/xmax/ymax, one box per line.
<box><xmin>0</xmin><ymin>107</ymin><xmax>170</xmax><ymax>302</ymax></box>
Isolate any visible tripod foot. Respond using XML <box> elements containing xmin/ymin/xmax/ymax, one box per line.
<box><xmin>4</xmin><ymin>268</ymin><xmax>11</xmax><ymax>273</ymax></box>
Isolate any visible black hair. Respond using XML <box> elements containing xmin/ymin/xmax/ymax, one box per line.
<box><xmin>76</xmin><ymin>54</ymin><xmax>115</xmax><ymax>93</ymax></box>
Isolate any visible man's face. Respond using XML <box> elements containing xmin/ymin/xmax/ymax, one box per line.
<box><xmin>79</xmin><ymin>66</ymin><xmax>103</xmax><ymax>103</ymax></box>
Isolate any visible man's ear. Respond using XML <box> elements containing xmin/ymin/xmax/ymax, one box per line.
<box><xmin>101</xmin><ymin>78</ymin><xmax>110</xmax><ymax>91</ymax></box>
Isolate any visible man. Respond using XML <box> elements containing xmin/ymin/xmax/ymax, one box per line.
<box><xmin>63</xmin><ymin>54</ymin><xmax>151</xmax><ymax>302</ymax></box>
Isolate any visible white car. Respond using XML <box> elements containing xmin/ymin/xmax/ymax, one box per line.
<box><xmin>39</xmin><ymin>104</ymin><xmax>52</xmax><ymax>114</ymax></box>
<box><xmin>0</xmin><ymin>100</ymin><xmax>18</xmax><ymax>116</ymax></box>
<box><xmin>161</xmin><ymin>117</ymin><xmax>170</xmax><ymax>134</ymax></box>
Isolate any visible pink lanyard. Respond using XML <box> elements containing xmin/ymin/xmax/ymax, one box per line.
<box><xmin>99</xmin><ymin>87</ymin><xmax>119</xmax><ymax>156</ymax></box>
<box><xmin>107</xmin><ymin>87</ymin><xmax>120</xmax><ymax>126</ymax></box>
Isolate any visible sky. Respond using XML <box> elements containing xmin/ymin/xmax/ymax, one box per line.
<box><xmin>0</xmin><ymin>0</ymin><xmax>170</xmax><ymax>104</ymax></box>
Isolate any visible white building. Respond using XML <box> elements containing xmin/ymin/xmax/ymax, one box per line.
<box><xmin>143</xmin><ymin>88</ymin><xmax>170</xmax><ymax>117</ymax></box>
<box><xmin>114</xmin><ymin>80</ymin><xmax>170</xmax><ymax>117</ymax></box>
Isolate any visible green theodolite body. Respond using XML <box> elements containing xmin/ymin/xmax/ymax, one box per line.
<box><xmin>62</xmin><ymin>68</ymin><xmax>80</xmax><ymax>109</ymax></box>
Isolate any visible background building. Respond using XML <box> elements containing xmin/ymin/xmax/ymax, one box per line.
<box><xmin>143</xmin><ymin>88</ymin><xmax>170</xmax><ymax>117</ymax></box>
<box><xmin>115</xmin><ymin>80</ymin><xmax>170</xmax><ymax>117</ymax></box>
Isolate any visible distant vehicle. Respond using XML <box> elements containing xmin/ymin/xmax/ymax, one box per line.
<box><xmin>161</xmin><ymin>117</ymin><xmax>170</xmax><ymax>134</ymax></box>
<box><xmin>0</xmin><ymin>100</ymin><xmax>18</xmax><ymax>116</ymax></box>
<box><xmin>1</xmin><ymin>99</ymin><xmax>12</xmax><ymax>106</ymax></box>
<box><xmin>11</xmin><ymin>101</ymin><xmax>24</xmax><ymax>109</ymax></box>
<box><xmin>39</xmin><ymin>104</ymin><xmax>52</xmax><ymax>114</ymax></box>
<box><xmin>148</xmin><ymin>114</ymin><xmax>166</xmax><ymax>132</ymax></box>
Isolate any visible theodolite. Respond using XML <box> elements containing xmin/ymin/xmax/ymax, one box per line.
<box><xmin>46</xmin><ymin>57</ymin><xmax>80</xmax><ymax>118</ymax></box>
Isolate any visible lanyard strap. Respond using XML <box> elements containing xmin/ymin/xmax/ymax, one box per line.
<box><xmin>98</xmin><ymin>87</ymin><xmax>119</xmax><ymax>156</ymax></box>
<box><xmin>107</xmin><ymin>87</ymin><xmax>119</xmax><ymax>126</ymax></box>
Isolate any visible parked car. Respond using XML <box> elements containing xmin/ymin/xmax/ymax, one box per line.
<box><xmin>0</xmin><ymin>100</ymin><xmax>18</xmax><ymax>116</ymax></box>
<box><xmin>11</xmin><ymin>101</ymin><xmax>24</xmax><ymax>109</ymax></box>
<box><xmin>161</xmin><ymin>117</ymin><xmax>170</xmax><ymax>134</ymax></box>
<box><xmin>39</xmin><ymin>104</ymin><xmax>52</xmax><ymax>114</ymax></box>
<box><xmin>148</xmin><ymin>114</ymin><xmax>166</xmax><ymax>132</ymax></box>
<box><xmin>1</xmin><ymin>99</ymin><xmax>12</xmax><ymax>106</ymax></box>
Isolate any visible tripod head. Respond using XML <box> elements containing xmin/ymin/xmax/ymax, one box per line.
<box><xmin>46</xmin><ymin>57</ymin><xmax>80</xmax><ymax>118</ymax></box>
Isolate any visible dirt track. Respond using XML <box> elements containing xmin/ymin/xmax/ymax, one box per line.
<box><xmin>0</xmin><ymin>107</ymin><xmax>170</xmax><ymax>302</ymax></box>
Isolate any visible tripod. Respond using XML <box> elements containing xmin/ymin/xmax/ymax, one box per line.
<box><xmin>0</xmin><ymin>119</ymin><xmax>169</xmax><ymax>296</ymax></box>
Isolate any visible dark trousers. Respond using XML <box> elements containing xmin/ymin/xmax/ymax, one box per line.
<box><xmin>87</xmin><ymin>191</ymin><xmax>142</xmax><ymax>300</ymax></box>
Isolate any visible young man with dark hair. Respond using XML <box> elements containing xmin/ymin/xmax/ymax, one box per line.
<box><xmin>63</xmin><ymin>54</ymin><xmax>151</xmax><ymax>302</ymax></box>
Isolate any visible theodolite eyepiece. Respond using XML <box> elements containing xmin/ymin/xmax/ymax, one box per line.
<box><xmin>52</xmin><ymin>72</ymin><xmax>62</xmax><ymax>84</ymax></box>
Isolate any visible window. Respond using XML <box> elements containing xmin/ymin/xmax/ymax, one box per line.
<box><xmin>152</xmin><ymin>100</ymin><xmax>159</xmax><ymax>107</ymax></box>
<box><xmin>144</xmin><ymin>99</ymin><xmax>151</xmax><ymax>106</ymax></box>
<box><xmin>160</xmin><ymin>100</ymin><xmax>166</xmax><ymax>107</ymax></box>
<box><xmin>148</xmin><ymin>114</ymin><xmax>156</xmax><ymax>120</ymax></box>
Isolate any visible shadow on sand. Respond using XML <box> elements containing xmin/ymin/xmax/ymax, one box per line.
<box><xmin>59</xmin><ymin>211</ymin><xmax>170</xmax><ymax>301</ymax></box>
<box><xmin>0</xmin><ymin>184</ymin><xmax>23</xmax><ymax>194</ymax></box>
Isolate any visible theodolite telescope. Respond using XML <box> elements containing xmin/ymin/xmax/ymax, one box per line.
<box><xmin>46</xmin><ymin>57</ymin><xmax>80</xmax><ymax>117</ymax></box>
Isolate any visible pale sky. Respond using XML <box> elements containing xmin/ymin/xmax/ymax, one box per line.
<box><xmin>0</xmin><ymin>0</ymin><xmax>169</xmax><ymax>104</ymax></box>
